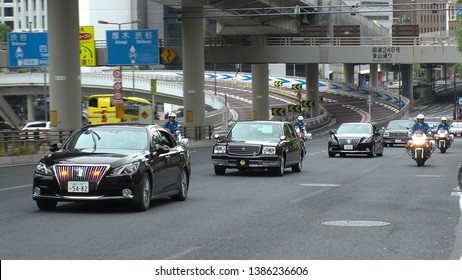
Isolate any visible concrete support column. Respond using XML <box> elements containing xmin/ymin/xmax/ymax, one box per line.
<box><xmin>306</xmin><ymin>63</ymin><xmax>320</xmax><ymax>117</ymax></box>
<box><xmin>251</xmin><ymin>64</ymin><xmax>269</xmax><ymax>120</ymax></box>
<box><xmin>344</xmin><ymin>63</ymin><xmax>355</xmax><ymax>85</ymax></box>
<box><xmin>26</xmin><ymin>95</ymin><xmax>35</xmax><ymax>121</ymax></box>
<box><xmin>442</xmin><ymin>64</ymin><xmax>447</xmax><ymax>81</ymax></box>
<box><xmin>401</xmin><ymin>64</ymin><xmax>414</xmax><ymax>111</ymax></box>
<box><xmin>370</xmin><ymin>63</ymin><xmax>379</xmax><ymax>89</ymax></box>
<box><xmin>48</xmin><ymin>0</ymin><xmax>81</xmax><ymax>130</ymax></box>
<box><xmin>181</xmin><ymin>5</ymin><xmax>205</xmax><ymax>129</ymax></box>
<box><xmin>426</xmin><ymin>66</ymin><xmax>433</xmax><ymax>83</ymax></box>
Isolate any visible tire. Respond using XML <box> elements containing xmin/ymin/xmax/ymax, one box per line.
<box><xmin>367</xmin><ymin>144</ymin><xmax>375</xmax><ymax>157</ymax></box>
<box><xmin>416</xmin><ymin>151</ymin><xmax>425</xmax><ymax>167</ymax></box>
<box><xmin>214</xmin><ymin>166</ymin><xmax>226</xmax><ymax>175</ymax></box>
<box><xmin>172</xmin><ymin>169</ymin><xmax>189</xmax><ymax>201</ymax></box>
<box><xmin>292</xmin><ymin>154</ymin><xmax>303</xmax><ymax>172</ymax></box>
<box><xmin>36</xmin><ymin>200</ymin><xmax>57</xmax><ymax>210</ymax></box>
<box><xmin>328</xmin><ymin>151</ymin><xmax>336</xmax><ymax>158</ymax></box>
<box><xmin>134</xmin><ymin>173</ymin><xmax>151</xmax><ymax>212</ymax></box>
<box><xmin>274</xmin><ymin>156</ymin><xmax>285</xmax><ymax>176</ymax></box>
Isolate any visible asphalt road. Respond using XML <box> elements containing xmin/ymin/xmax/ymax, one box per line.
<box><xmin>0</xmin><ymin>130</ymin><xmax>461</xmax><ymax>259</ymax></box>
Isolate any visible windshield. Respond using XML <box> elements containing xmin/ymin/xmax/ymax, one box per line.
<box><xmin>387</xmin><ymin>121</ymin><xmax>411</xmax><ymax>130</ymax></box>
<box><xmin>337</xmin><ymin>124</ymin><xmax>372</xmax><ymax>134</ymax></box>
<box><xmin>228</xmin><ymin>123</ymin><xmax>282</xmax><ymax>141</ymax></box>
<box><xmin>66</xmin><ymin>127</ymin><xmax>148</xmax><ymax>153</ymax></box>
<box><xmin>452</xmin><ymin>122</ymin><xmax>462</xmax><ymax>128</ymax></box>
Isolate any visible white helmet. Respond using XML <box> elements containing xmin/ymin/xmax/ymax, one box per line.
<box><xmin>297</xmin><ymin>116</ymin><xmax>303</xmax><ymax>121</ymax></box>
<box><xmin>441</xmin><ymin>116</ymin><xmax>447</xmax><ymax>121</ymax></box>
<box><xmin>416</xmin><ymin>114</ymin><xmax>425</xmax><ymax>120</ymax></box>
<box><xmin>168</xmin><ymin>112</ymin><xmax>176</xmax><ymax>118</ymax></box>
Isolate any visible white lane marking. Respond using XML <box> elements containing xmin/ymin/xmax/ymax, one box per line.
<box><xmin>0</xmin><ymin>184</ymin><xmax>32</xmax><ymax>191</ymax></box>
<box><xmin>166</xmin><ymin>245</ymin><xmax>201</xmax><ymax>260</ymax></box>
<box><xmin>414</xmin><ymin>175</ymin><xmax>445</xmax><ymax>178</ymax></box>
<box><xmin>290</xmin><ymin>188</ymin><xmax>331</xmax><ymax>204</ymax></box>
<box><xmin>299</xmin><ymin>183</ymin><xmax>341</xmax><ymax>187</ymax></box>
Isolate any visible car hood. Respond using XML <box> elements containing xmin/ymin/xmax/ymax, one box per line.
<box><xmin>221</xmin><ymin>139</ymin><xmax>280</xmax><ymax>145</ymax></box>
<box><xmin>40</xmin><ymin>151</ymin><xmax>145</xmax><ymax>167</ymax></box>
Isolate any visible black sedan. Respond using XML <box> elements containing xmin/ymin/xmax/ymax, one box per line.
<box><xmin>382</xmin><ymin>119</ymin><xmax>413</xmax><ymax>147</ymax></box>
<box><xmin>328</xmin><ymin>122</ymin><xmax>384</xmax><ymax>157</ymax></box>
<box><xmin>32</xmin><ymin>123</ymin><xmax>191</xmax><ymax>212</ymax></box>
<box><xmin>211</xmin><ymin>121</ymin><xmax>306</xmax><ymax>176</ymax></box>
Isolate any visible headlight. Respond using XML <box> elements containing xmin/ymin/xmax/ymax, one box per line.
<box><xmin>213</xmin><ymin>145</ymin><xmax>226</xmax><ymax>154</ymax></box>
<box><xmin>262</xmin><ymin>146</ymin><xmax>276</xmax><ymax>155</ymax></box>
<box><xmin>383</xmin><ymin>131</ymin><xmax>390</xmax><ymax>137</ymax></box>
<box><xmin>35</xmin><ymin>162</ymin><xmax>53</xmax><ymax>175</ymax></box>
<box><xmin>111</xmin><ymin>162</ymin><xmax>140</xmax><ymax>175</ymax></box>
<box><xmin>360</xmin><ymin>137</ymin><xmax>372</xmax><ymax>143</ymax></box>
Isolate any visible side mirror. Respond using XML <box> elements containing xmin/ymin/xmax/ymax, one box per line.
<box><xmin>49</xmin><ymin>143</ymin><xmax>62</xmax><ymax>152</ymax></box>
<box><xmin>329</xmin><ymin>129</ymin><xmax>336</xmax><ymax>135</ymax></box>
<box><xmin>155</xmin><ymin>144</ymin><xmax>170</xmax><ymax>154</ymax></box>
<box><xmin>279</xmin><ymin>135</ymin><xmax>287</xmax><ymax>141</ymax></box>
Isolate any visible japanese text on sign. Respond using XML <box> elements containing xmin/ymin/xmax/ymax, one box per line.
<box><xmin>371</xmin><ymin>46</ymin><xmax>400</xmax><ymax>62</ymax></box>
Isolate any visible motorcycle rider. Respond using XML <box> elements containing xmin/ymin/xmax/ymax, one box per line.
<box><xmin>408</xmin><ymin>114</ymin><xmax>432</xmax><ymax>158</ymax></box>
<box><xmin>164</xmin><ymin>112</ymin><xmax>180</xmax><ymax>135</ymax></box>
<box><xmin>436</xmin><ymin>116</ymin><xmax>453</xmax><ymax>147</ymax></box>
<box><xmin>437</xmin><ymin>116</ymin><xmax>451</xmax><ymax>131</ymax></box>
<box><xmin>293</xmin><ymin>116</ymin><xmax>306</xmax><ymax>134</ymax></box>
<box><xmin>409</xmin><ymin>114</ymin><xmax>432</xmax><ymax>134</ymax></box>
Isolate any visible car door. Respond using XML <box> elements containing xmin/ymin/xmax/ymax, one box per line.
<box><xmin>283</xmin><ymin>124</ymin><xmax>299</xmax><ymax>165</ymax></box>
<box><xmin>157</xmin><ymin>130</ymin><xmax>182</xmax><ymax>193</ymax></box>
<box><xmin>149</xmin><ymin>130</ymin><xmax>170</xmax><ymax>195</ymax></box>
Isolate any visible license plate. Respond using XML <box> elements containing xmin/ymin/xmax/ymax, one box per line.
<box><xmin>68</xmin><ymin>181</ymin><xmax>89</xmax><ymax>193</ymax></box>
<box><xmin>344</xmin><ymin>145</ymin><xmax>353</xmax><ymax>150</ymax></box>
<box><xmin>395</xmin><ymin>139</ymin><xmax>402</xmax><ymax>143</ymax></box>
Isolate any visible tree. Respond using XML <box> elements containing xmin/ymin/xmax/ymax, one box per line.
<box><xmin>0</xmin><ymin>23</ymin><xmax>12</xmax><ymax>43</ymax></box>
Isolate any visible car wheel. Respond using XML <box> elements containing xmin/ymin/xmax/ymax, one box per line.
<box><xmin>214</xmin><ymin>166</ymin><xmax>226</xmax><ymax>175</ymax></box>
<box><xmin>36</xmin><ymin>200</ymin><xmax>57</xmax><ymax>210</ymax></box>
<box><xmin>134</xmin><ymin>173</ymin><xmax>151</xmax><ymax>212</ymax></box>
<box><xmin>367</xmin><ymin>144</ymin><xmax>375</xmax><ymax>157</ymax></box>
<box><xmin>292</xmin><ymin>153</ymin><xmax>303</xmax><ymax>172</ymax></box>
<box><xmin>328</xmin><ymin>151</ymin><xmax>336</xmax><ymax>158</ymax></box>
<box><xmin>172</xmin><ymin>169</ymin><xmax>189</xmax><ymax>201</ymax></box>
<box><xmin>274</xmin><ymin>156</ymin><xmax>285</xmax><ymax>176</ymax></box>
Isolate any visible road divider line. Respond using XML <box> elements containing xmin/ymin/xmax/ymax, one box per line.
<box><xmin>0</xmin><ymin>184</ymin><xmax>32</xmax><ymax>192</ymax></box>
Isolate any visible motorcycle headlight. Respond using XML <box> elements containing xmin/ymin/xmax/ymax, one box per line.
<box><xmin>111</xmin><ymin>162</ymin><xmax>140</xmax><ymax>175</ymax></box>
<box><xmin>35</xmin><ymin>162</ymin><xmax>53</xmax><ymax>175</ymax></box>
<box><xmin>413</xmin><ymin>137</ymin><xmax>427</xmax><ymax>145</ymax></box>
<box><xmin>262</xmin><ymin>146</ymin><xmax>276</xmax><ymax>155</ymax></box>
<box><xmin>213</xmin><ymin>145</ymin><xmax>226</xmax><ymax>154</ymax></box>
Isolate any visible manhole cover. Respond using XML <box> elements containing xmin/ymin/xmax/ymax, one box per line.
<box><xmin>322</xmin><ymin>220</ymin><xmax>390</xmax><ymax>227</ymax></box>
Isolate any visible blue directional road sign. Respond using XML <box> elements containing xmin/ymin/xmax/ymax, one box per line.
<box><xmin>7</xmin><ymin>32</ymin><xmax>48</xmax><ymax>67</ymax></box>
<box><xmin>106</xmin><ymin>29</ymin><xmax>159</xmax><ymax>65</ymax></box>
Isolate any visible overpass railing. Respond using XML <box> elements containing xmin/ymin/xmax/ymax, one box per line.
<box><xmin>158</xmin><ymin>36</ymin><xmax>457</xmax><ymax>48</ymax></box>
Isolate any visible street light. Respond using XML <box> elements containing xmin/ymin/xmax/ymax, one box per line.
<box><xmin>98</xmin><ymin>19</ymin><xmax>141</xmax><ymax>96</ymax></box>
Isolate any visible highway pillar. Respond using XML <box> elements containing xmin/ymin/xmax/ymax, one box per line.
<box><xmin>401</xmin><ymin>64</ymin><xmax>414</xmax><ymax>111</ymax></box>
<box><xmin>181</xmin><ymin>4</ymin><xmax>205</xmax><ymax>133</ymax></box>
<box><xmin>306</xmin><ymin>63</ymin><xmax>320</xmax><ymax>117</ymax></box>
<box><xmin>426</xmin><ymin>65</ymin><xmax>433</xmax><ymax>84</ymax></box>
<box><xmin>251</xmin><ymin>64</ymin><xmax>269</xmax><ymax>120</ymax></box>
<box><xmin>370</xmin><ymin>63</ymin><xmax>378</xmax><ymax>89</ymax></box>
<box><xmin>26</xmin><ymin>95</ymin><xmax>35</xmax><ymax>121</ymax></box>
<box><xmin>344</xmin><ymin>63</ymin><xmax>355</xmax><ymax>85</ymax></box>
<box><xmin>47</xmin><ymin>0</ymin><xmax>81</xmax><ymax>131</ymax></box>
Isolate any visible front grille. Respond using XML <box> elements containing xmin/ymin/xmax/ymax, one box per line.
<box><xmin>338</xmin><ymin>138</ymin><xmax>360</xmax><ymax>146</ymax></box>
<box><xmin>390</xmin><ymin>132</ymin><xmax>407</xmax><ymax>137</ymax></box>
<box><xmin>228</xmin><ymin>144</ymin><xmax>261</xmax><ymax>156</ymax></box>
<box><xmin>53</xmin><ymin>164</ymin><xmax>110</xmax><ymax>191</ymax></box>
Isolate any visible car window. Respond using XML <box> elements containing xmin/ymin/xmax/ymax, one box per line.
<box><xmin>69</xmin><ymin>128</ymin><xmax>147</xmax><ymax>151</ymax></box>
<box><xmin>387</xmin><ymin>121</ymin><xmax>411</xmax><ymax>130</ymax></box>
<box><xmin>284</xmin><ymin>124</ymin><xmax>297</xmax><ymax>139</ymax></box>
<box><xmin>337</xmin><ymin>124</ymin><xmax>371</xmax><ymax>134</ymax></box>
<box><xmin>158</xmin><ymin>130</ymin><xmax>176</xmax><ymax>148</ymax></box>
<box><xmin>229</xmin><ymin>123</ymin><xmax>282</xmax><ymax>140</ymax></box>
